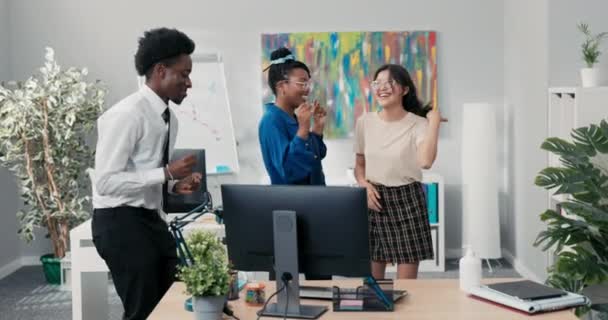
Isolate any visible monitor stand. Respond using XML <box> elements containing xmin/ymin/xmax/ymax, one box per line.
<box><xmin>257</xmin><ymin>210</ymin><xmax>328</xmax><ymax>319</ymax></box>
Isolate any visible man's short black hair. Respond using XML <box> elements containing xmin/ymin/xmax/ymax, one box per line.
<box><xmin>134</xmin><ymin>28</ymin><xmax>195</xmax><ymax>79</ymax></box>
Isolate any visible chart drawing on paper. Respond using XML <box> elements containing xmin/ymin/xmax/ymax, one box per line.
<box><xmin>169</xmin><ymin>53</ymin><xmax>239</xmax><ymax>174</ymax></box>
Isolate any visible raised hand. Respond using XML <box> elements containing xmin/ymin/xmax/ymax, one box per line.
<box><xmin>295</xmin><ymin>101</ymin><xmax>314</xmax><ymax>125</ymax></box>
<box><xmin>426</xmin><ymin>107</ymin><xmax>448</xmax><ymax>126</ymax></box>
<box><xmin>173</xmin><ymin>172</ymin><xmax>202</xmax><ymax>195</ymax></box>
<box><xmin>295</xmin><ymin>102</ymin><xmax>314</xmax><ymax>139</ymax></box>
<box><xmin>167</xmin><ymin>154</ymin><xmax>196</xmax><ymax>180</ymax></box>
<box><xmin>312</xmin><ymin>100</ymin><xmax>327</xmax><ymax>135</ymax></box>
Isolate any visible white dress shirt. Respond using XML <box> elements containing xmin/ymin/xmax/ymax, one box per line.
<box><xmin>93</xmin><ymin>85</ymin><xmax>170</xmax><ymax>210</ymax></box>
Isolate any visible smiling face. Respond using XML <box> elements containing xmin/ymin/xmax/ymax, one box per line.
<box><xmin>158</xmin><ymin>54</ymin><xmax>192</xmax><ymax>105</ymax></box>
<box><xmin>372</xmin><ymin>69</ymin><xmax>409</xmax><ymax>109</ymax></box>
<box><xmin>276</xmin><ymin>68</ymin><xmax>312</xmax><ymax>108</ymax></box>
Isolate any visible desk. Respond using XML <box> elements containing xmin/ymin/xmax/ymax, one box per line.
<box><xmin>69</xmin><ymin>218</ymin><xmax>224</xmax><ymax>320</ymax></box>
<box><xmin>149</xmin><ymin>279</ymin><xmax>578</xmax><ymax>320</ymax></box>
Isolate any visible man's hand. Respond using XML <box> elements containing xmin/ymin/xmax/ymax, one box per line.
<box><xmin>173</xmin><ymin>172</ymin><xmax>202</xmax><ymax>195</ymax></box>
<box><xmin>166</xmin><ymin>155</ymin><xmax>196</xmax><ymax>180</ymax></box>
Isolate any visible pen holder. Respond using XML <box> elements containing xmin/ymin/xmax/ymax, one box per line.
<box><xmin>332</xmin><ymin>279</ymin><xmax>395</xmax><ymax>312</ymax></box>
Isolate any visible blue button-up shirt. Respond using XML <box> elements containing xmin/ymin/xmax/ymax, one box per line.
<box><xmin>259</xmin><ymin>103</ymin><xmax>327</xmax><ymax>185</ymax></box>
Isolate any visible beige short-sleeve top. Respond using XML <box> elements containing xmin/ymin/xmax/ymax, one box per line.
<box><xmin>354</xmin><ymin>112</ymin><xmax>428</xmax><ymax>186</ymax></box>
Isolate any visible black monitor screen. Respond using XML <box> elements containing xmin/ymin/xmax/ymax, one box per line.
<box><xmin>222</xmin><ymin>184</ymin><xmax>370</xmax><ymax>277</ymax></box>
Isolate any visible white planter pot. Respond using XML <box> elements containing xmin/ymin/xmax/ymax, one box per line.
<box><xmin>581</xmin><ymin>68</ymin><xmax>601</xmax><ymax>87</ymax></box>
<box><xmin>192</xmin><ymin>295</ymin><xmax>226</xmax><ymax>320</ymax></box>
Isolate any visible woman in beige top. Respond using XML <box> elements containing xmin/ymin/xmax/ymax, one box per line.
<box><xmin>354</xmin><ymin>64</ymin><xmax>444</xmax><ymax>279</ymax></box>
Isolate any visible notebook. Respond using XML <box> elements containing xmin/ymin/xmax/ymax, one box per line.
<box><xmin>487</xmin><ymin>280</ymin><xmax>566</xmax><ymax>300</ymax></box>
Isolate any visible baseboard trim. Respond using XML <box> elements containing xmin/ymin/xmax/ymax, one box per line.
<box><xmin>20</xmin><ymin>255</ymin><xmax>42</xmax><ymax>266</ymax></box>
<box><xmin>501</xmin><ymin>249</ymin><xmax>543</xmax><ymax>283</ymax></box>
<box><xmin>446</xmin><ymin>248</ymin><xmax>462</xmax><ymax>259</ymax></box>
<box><xmin>449</xmin><ymin>248</ymin><xmax>544</xmax><ymax>282</ymax></box>
<box><xmin>0</xmin><ymin>255</ymin><xmax>45</xmax><ymax>280</ymax></box>
<box><xmin>0</xmin><ymin>258</ymin><xmax>22</xmax><ymax>280</ymax></box>
<box><xmin>2</xmin><ymin>250</ymin><xmax>545</xmax><ymax>283</ymax></box>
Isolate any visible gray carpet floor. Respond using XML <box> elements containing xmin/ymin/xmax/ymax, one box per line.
<box><xmin>0</xmin><ymin>259</ymin><xmax>519</xmax><ymax>320</ymax></box>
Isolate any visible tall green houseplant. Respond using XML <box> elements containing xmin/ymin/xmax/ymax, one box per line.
<box><xmin>534</xmin><ymin>119</ymin><xmax>608</xmax><ymax>295</ymax></box>
<box><xmin>0</xmin><ymin>47</ymin><xmax>105</xmax><ymax>259</ymax></box>
<box><xmin>578</xmin><ymin>23</ymin><xmax>608</xmax><ymax>68</ymax></box>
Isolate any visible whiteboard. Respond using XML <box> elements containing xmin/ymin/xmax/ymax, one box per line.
<box><xmin>169</xmin><ymin>53</ymin><xmax>239</xmax><ymax>175</ymax></box>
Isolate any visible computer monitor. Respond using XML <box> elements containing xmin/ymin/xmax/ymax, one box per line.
<box><xmin>163</xmin><ymin>149</ymin><xmax>208</xmax><ymax>213</ymax></box>
<box><xmin>221</xmin><ymin>184</ymin><xmax>370</xmax><ymax>319</ymax></box>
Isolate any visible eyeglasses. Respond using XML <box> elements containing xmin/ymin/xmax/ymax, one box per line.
<box><xmin>286</xmin><ymin>79</ymin><xmax>313</xmax><ymax>90</ymax></box>
<box><xmin>370</xmin><ymin>79</ymin><xmax>396</xmax><ymax>90</ymax></box>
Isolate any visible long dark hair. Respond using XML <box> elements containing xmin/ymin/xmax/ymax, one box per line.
<box><xmin>266</xmin><ymin>47</ymin><xmax>310</xmax><ymax>95</ymax></box>
<box><xmin>373</xmin><ymin>64</ymin><xmax>432</xmax><ymax>117</ymax></box>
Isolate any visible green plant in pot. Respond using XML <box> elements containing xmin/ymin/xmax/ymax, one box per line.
<box><xmin>178</xmin><ymin>230</ymin><xmax>230</xmax><ymax>320</ymax></box>
<box><xmin>534</xmin><ymin>119</ymin><xmax>608</xmax><ymax>317</ymax></box>
<box><xmin>578</xmin><ymin>22</ymin><xmax>608</xmax><ymax>87</ymax></box>
<box><xmin>0</xmin><ymin>47</ymin><xmax>105</xmax><ymax>284</ymax></box>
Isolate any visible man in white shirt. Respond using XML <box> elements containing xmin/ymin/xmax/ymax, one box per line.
<box><xmin>92</xmin><ymin>28</ymin><xmax>200</xmax><ymax>320</ymax></box>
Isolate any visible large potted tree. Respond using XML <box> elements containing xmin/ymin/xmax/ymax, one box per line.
<box><xmin>178</xmin><ymin>230</ymin><xmax>231</xmax><ymax>320</ymax></box>
<box><xmin>0</xmin><ymin>47</ymin><xmax>105</xmax><ymax>284</ymax></box>
<box><xmin>534</xmin><ymin>119</ymin><xmax>608</xmax><ymax>318</ymax></box>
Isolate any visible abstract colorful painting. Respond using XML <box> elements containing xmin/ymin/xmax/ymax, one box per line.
<box><xmin>261</xmin><ymin>31</ymin><xmax>437</xmax><ymax>138</ymax></box>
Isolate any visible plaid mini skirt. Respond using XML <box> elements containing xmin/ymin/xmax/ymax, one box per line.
<box><xmin>368</xmin><ymin>181</ymin><xmax>434</xmax><ymax>264</ymax></box>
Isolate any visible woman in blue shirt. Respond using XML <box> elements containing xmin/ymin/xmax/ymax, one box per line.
<box><xmin>259</xmin><ymin>48</ymin><xmax>327</xmax><ymax>185</ymax></box>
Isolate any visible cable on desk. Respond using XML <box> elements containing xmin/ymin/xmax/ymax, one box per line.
<box><xmin>223</xmin><ymin>303</ymin><xmax>240</xmax><ymax>320</ymax></box>
<box><xmin>283</xmin><ymin>276</ymin><xmax>289</xmax><ymax>320</ymax></box>
<box><xmin>256</xmin><ymin>280</ymin><xmax>287</xmax><ymax>320</ymax></box>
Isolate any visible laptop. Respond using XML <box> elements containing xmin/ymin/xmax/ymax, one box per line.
<box><xmin>299</xmin><ymin>285</ymin><xmax>408</xmax><ymax>302</ymax></box>
<box><xmin>469</xmin><ymin>281</ymin><xmax>589</xmax><ymax>314</ymax></box>
<box><xmin>487</xmin><ymin>280</ymin><xmax>566</xmax><ymax>300</ymax></box>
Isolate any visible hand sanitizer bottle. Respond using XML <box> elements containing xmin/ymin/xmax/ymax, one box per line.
<box><xmin>459</xmin><ymin>246</ymin><xmax>481</xmax><ymax>293</ymax></box>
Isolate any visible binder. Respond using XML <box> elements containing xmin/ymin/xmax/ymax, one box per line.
<box><xmin>427</xmin><ymin>183</ymin><xmax>438</xmax><ymax>224</ymax></box>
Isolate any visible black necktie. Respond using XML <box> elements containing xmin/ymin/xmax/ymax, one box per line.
<box><xmin>162</xmin><ymin>108</ymin><xmax>170</xmax><ymax>212</ymax></box>
<box><xmin>162</xmin><ymin>108</ymin><xmax>170</xmax><ymax>165</ymax></box>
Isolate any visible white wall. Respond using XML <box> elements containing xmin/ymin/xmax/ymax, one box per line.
<box><xmin>5</xmin><ymin>0</ymin><xmax>507</xmax><ymax>262</ymax></box>
<box><xmin>549</xmin><ymin>0</ymin><xmax>608</xmax><ymax>87</ymax></box>
<box><xmin>500</xmin><ymin>0</ymin><xmax>608</xmax><ymax>283</ymax></box>
<box><xmin>0</xmin><ymin>167</ymin><xmax>22</xmax><ymax>278</ymax></box>
<box><xmin>0</xmin><ymin>0</ymin><xmax>17</xmax><ymax>268</ymax></box>
<box><xmin>503</xmin><ymin>0</ymin><xmax>550</xmax><ymax>282</ymax></box>
<box><xmin>0</xmin><ymin>1</ymin><xmax>54</xmax><ymax>272</ymax></box>
<box><xmin>0</xmin><ymin>0</ymin><xmax>7</xmax><ymax>79</ymax></box>
<box><xmin>0</xmin><ymin>0</ymin><xmax>24</xmax><ymax>278</ymax></box>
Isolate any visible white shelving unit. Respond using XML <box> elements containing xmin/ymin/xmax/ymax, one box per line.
<box><xmin>547</xmin><ymin>87</ymin><xmax>608</xmax><ymax>208</ymax></box>
<box><xmin>546</xmin><ymin>87</ymin><xmax>608</xmax><ymax>265</ymax></box>
<box><xmin>420</xmin><ymin>172</ymin><xmax>446</xmax><ymax>272</ymax></box>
